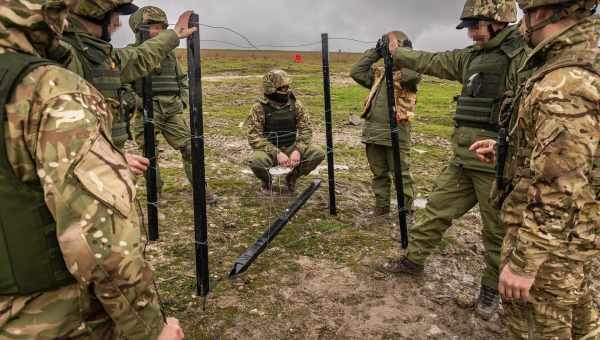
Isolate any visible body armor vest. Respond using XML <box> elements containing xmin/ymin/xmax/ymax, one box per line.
<box><xmin>0</xmin><ymin>53</ymin><xmax>76</xmax><ymax>295</ymax></box>
<box><xmin>499</xmin><ymin>49</ymin><xmax>600</xmax><ymax>205</ymax></box>
<box><xmin>62</xmin><ymin>33</ymin><xmax>129</xmax><ymax>147</ymax></box>
<box><xmin>134</xmin><ymin>54</ymin><xmax>181</xmax><ymax>97</ymax></box>
<box><xmin>455</xmin><ymin>31</ymin><xmax>524</xmax><ymax>131</ymax></box>
<box><xmin>262</xmin><ymin>100</ymin><xmax>298</xmax><ymax>148</ymax></box>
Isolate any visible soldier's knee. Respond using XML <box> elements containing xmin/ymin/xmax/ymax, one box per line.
<box><xmin>247</xmin><ymin>151</ymin><xmax>271</xmax><ymax>168</ymax></box>
<box><xmin>180</xmin><ymin>142</ymin><xmax>192</xmax><ymax>161</ymax></box>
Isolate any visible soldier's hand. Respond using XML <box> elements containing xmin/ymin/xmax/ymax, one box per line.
<box><xmin>158</xmin><ymin>317</ymin><xmax>184</xmax><ymax>340</ymax></box>
<box><xmin>498</xmin><ymin>265</ymin><xmax>535</xmax><ymax>303</ymax></box>
<box><xmin>277</xmin><ymin>152</ymin><xmax>291</xmax><ymax>167</ymax></box>
<box><xmin>289</xmin><ymin>150</ymin><xmax>301</xmax><ymax>168</ymax></box>
<box><xmin>125</xmin><ymin>153</ymin><xmax>150</xmax><ymax>175</ymax></box>
<box><xmin>174</xmin><ymin>11</ymin><xmax>198</xmax><ymax>39</ymax></box>
<box><xmin>469</xmin><ymin>139</ymin><xmax>497</xmax><ymax>163</ymax></box>
<box><xmin>386</xmin><ymin>32</ymin><xmax>400</xmax><ymax>55</ymax></box>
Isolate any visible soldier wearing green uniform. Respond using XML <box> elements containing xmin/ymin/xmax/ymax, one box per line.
<box><xmin>472</xmin><ymin>0</ymin><xmax>600</xmax><ymax>338</ymax></box>
<box><xmin>247</xmin><ymin>70</ymin><xmax>325</xmax><ymax>193</ymax></box>
<box><xmin>0</xmin><ymin>0</ymin><xmax>183</xmax><ymax>338</ymax></box>
<box><xmin>350</xmin><ymin>31</ymin><xmax>421</xmax><ymax>216</ymax></box>
<box><xmin>60</xmin><ymin>0</ymin><xmax>189</xmax><ymax>150</ymax></box>
<box><xmin>379</xmin><ymin>0</ymin><xmax>530</xmax><ymax>320</ymax></box>
<box><xmin>127</xmin><ymin>6</ymin><xmax>196</xmax><ymax>197</ymax></box>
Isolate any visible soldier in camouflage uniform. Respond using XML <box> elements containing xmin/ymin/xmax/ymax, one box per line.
<box><xmin>0</xmin><ymin>0</ymin><xmax>183</xmax><ymax>338</ymax></box>
<box><xmin>471</xmin><ymin>0</ymin><xmax>600</xmax><ymax>338</ymax></box>
<box><xmin>379</xmin><ymin>0</ymin><xmax>530</xmax><ymax>320</ymax></box>
<box><xmin>127</xmin><ymin>7</ymin><xmax>190</xmax><ymax>195</ymax></box>
<box><xmin>247</xmin><ymin>70</ymin><xmax>325</xmax><ymax>193</ymax></box>
<box><xmin>350</xmin><ymin>31</ymin><xmax>421</xmax><ymax>217</ymax></box>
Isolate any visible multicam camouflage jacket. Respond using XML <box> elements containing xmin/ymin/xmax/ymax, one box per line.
<box><xmin>0</xmin><ymin>45</ymin><xmax>162</xmax><ymax>340</ymax></box>
<box><xmin>501</xmin><ymin>15</ymin><xmax>600</xmax><ymax>277</ymax></box>
<box><xmin>247</xmin><ymin>94</ymin><xmax>313</xmax><ymax>157</ymax></box>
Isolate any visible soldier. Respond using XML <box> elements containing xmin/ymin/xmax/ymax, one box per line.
<box><xmin>379</xmin><ymin>0</ymin><xmax>530</xmax><ymax>320</ymax></box>
<box><xmin>350</xmin><ymin>31</ymin><xmax>421</xmax><ymax>217</ymax></box>
<box><xmin>0</xmin><ymin>0</ymin><xmax>183</xmax><ymax>338</ymax></box>
<box><xmin>126</xmin><ymin>6</ymin><xmax>217</xmax><ymax>204</ymax></box>
<box><xmin>470</xmin><ymin>0</ymin><xmax>600</xmax><ymax>338</ymax></box>
<box><xmin>247</xmin><ymin>70</ymin><xmax>325</xmax><ymax>193</ymax></box>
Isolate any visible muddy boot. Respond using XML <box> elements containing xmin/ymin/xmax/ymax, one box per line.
<box><xmin>377</xmin><ymin>256</ymin><xmax>424</xmax><ymax>275</ymax></box>
<box><xmin>260</xmin><ymin>179</ymin><xmax>272</xmax><ymax>194</ymax></box>
<box><xmin>476</xmin><ymin>285</ymin><xmax>500</xmax><ymax>320</ymax></box>
<box><xmin>285</xmin><ymin>173</ymin><xmax>297</xmax><ymax>193</ymax></box>
<box><xmin>370</xmin><ymin>206</ymin><xmax>390</xmax><ymax>217</ymax></box>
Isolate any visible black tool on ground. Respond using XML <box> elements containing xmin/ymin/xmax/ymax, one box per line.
<box><xmin>229</xmin><ymin>179</ymin><xmax>322</xmax><ymax>278</ymax></box>
<box><xmin>140</xmin><ymin>25</ymin><xmax>159</xmax><ymax>241</ymax></box>
<box><xmin>496</xmin><ymin>128</ymin><xmax>508</xmax><ymax>190</ymax></box>
<box><xmin>321</xmin><ymin>33</ymin><xmax>337</xmax><ymax>216</ymax></box>
<box><xmin>187</xmin><ymin>13</ymin><xmax>210</xmax><ymax>298</ymax></box>
<box><xmin>381</xmin><ymin>34</ymin><xmax>409</xmax><ymax>249</ymax></box>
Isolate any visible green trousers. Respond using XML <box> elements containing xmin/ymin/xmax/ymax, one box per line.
<box><xmin>406</xmin><ymin>163</ymin><xmax>503</xmax><ymax>290</ymax></box>
<box><xmin>247</xmin><ymin>145</ymin><xmax>325</xmax><ymax>184</ymax></box>
<box><xmin>133</xmin><ymin>106</ymin><xmax>192</xmax><ymax>193</ymax></box>
<box><xmin>365</xmin><ymin>143</ymin><xmax>415</xmax><ymax>210</ymax></box>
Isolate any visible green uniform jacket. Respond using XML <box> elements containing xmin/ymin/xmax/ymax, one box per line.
<box><xmin>392</xmin><ymin>25</ymin><xmax>529</xmax><ymax>173</ymax></box>
<box><xmin>127</xmin><ymin>44</ymin><xmax>190</xmax><ymax>115</ymax></box>
<box><xmin>350</xmin><ymin>48</ymin><xmax>421</xmax><ymax>147</ymax></box>
<box><xmin>62</xmin><ymin>18</ymin><xmax>180</xmax><ymax>84</ymax></box>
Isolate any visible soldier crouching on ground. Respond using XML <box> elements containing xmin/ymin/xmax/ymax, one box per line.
<box><xmin>246</xmin><ymin>70</ymin><xmax>325</xmax><ymax>193</ymax></box>
<box><xmin>0</xmin><ymin>0</ymin><xmax>183</xmax><ymax>338</ymax></box>
<box><xmin>350</xmin><ymin>30</ymin><xmax>421</xmax><ymax>218</ymax></box>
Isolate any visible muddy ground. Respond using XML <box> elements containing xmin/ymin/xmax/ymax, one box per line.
<box><xmin>130</xmin><ymin>50</ymin><xmax>600</xmax><ymax>340</ymax></box>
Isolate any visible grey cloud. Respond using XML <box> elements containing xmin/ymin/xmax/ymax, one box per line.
<box><xmin>112</xmin><ymin>0</ymin><xmax>476</xmax><ymax>52</ymax></box>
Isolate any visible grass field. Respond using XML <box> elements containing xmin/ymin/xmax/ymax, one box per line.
<box><xmin>130</xmin><ymin>49</ymin><xmax>593</xmax><ymax>339</ymax></box>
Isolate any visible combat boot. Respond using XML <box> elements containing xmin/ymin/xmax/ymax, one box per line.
<box><xmin>378</xmin><ymin>255</ymin><xmax>424</xmax><ymax>275</ymax></box>
<box><xmin>476</xmin><ymin>285</ymin><xmax>500</xmax><ymax>320</ymax></box>
<box><xmin>285</xmin><ymin>173</ymin><xmax>297</xmax><ymax>193</ymax></box>
<box><xmin>260</xmin><ymin>179</ymin><xmax>272</xmax><ymax>194</ymax></box>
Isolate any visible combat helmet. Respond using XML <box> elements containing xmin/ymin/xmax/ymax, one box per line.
<box><xmin>0</xmin><ymin>0</ymin><xmax>78</xmax><ymax>53</ymax></box>
<box><xmin>129</xmin><ymin>6</ymin><xmax>168</xmax><ymax>33</ymax></box>
<box><xmin>71</xmin><ymin>0</ymin><xmax>138</xmax><ymax>20</ymax></box>
<box><xmin>518</xmin><ymin>0</ymin><xmax>597</xmax><ymax>41</ymax></box>
<box><xmin>263</xmin><ymin>70</ymin><xmax>291</xmax><ymax>95</ymax></box>
<box><xmin>457</xmin><ymin>0</ymin><xmax>518</xmax><ymax>29</ymax></box>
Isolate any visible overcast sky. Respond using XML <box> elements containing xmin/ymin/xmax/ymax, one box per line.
<box><xmin>113</xmin><ymin>0</ymin><xmax>475</xmax><ymax>52</ymax></box>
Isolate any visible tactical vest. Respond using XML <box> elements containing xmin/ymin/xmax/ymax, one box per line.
<box><xmin>454</xmin><ymin>32</ymin><xmax>524</xmax><ymax>131</ymax></box>
<box><xmin>499</xmin><ymin>49</ymin><xmax>600</xmax><ymax>206</ymax></box>
<box><xmin>62</xmin><ymin>33</ymin><xmax>129</xmax><ymax>147</ymax></box>
<box><xmin>134</xmin><ymin>54</ymin><xmax>181</xmax><ymax>97</ymax></box>
<box><xmin>0</xmin><ymin>53</ymin><xmax>76</xmax><ymax>295</ymax></box>
<box><xmin>262</xmin><ymin>100</ymin><xmax>298</xmax><ymax>148</ymax></box>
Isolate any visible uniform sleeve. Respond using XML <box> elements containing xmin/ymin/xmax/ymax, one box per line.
<box><xmin>392</xmin><ymin>47</ymin><xmax>472</xmax><ymax>82</ymax></box>
<box><xmin>176</xmin><ymin>55</ymin><xmax>190</xmax><ymax>110</ymax></box>
<box><xmin>294</xmin><ymin>101</ymin><xmax>313</xmax><ymax>153</ymax></box>
<box><xmin>7</xmin><ymin>66</ymin><xmax>163</xmax><ymax>339</ymax></box>
<box><xmin>400</xmin><ymin>68</ymin><xmax>422</xmax><ymax>93</ymax></box>
<box><xmin>247</xmin><ymin>103</ymin><xmax>279</xmax><ymax>157</ymax></box>
<box><xmin>506</xmin><ymin>68</ymin><xmax>600</xmax><ymax>277</ymax></box>
<box><xmin>117</xmin><ymin>29</ymin><xmax>180</xmax><ymax>83</ymax></box>
<box><xmin>350</xmin><ymin>48</ymin><xmax>380</xmax><ymax>89</ymax></box>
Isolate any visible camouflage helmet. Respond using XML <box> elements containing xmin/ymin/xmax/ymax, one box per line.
<box><xmin>71</xmin><ymin>0</ymin><xmax>138</xmax><ymax>20</ymax></box>
<box><xmin>129</xmin><ymin>6</ymin><xmax>167</xmax><ymax>33</ymax></box>
<box><xmin>517</xmin><ymin>0</ymin><xmax>598</xmax><ymax>12</ymax></box>
<box><xmin>0</xmin><ymin>0</ymin><xmax>78</xmax><ymax>53</ymax></box>
<box><xmin>263</xmin><ymin>70</ymin><xmax>291</xmax><ymax>95</ymax></box>
<box><xmin>457</xmin><ymin>0</ymin><xmax>518</xmax><ymax>28</ymax></box>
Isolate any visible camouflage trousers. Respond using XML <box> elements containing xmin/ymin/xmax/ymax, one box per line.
<box><xmin>247</xmin><ymin>145</ymin><xmax>325</xmax><ymax>185</ymax></box>
<box><xmin>365</xmin><ymin>143</ymin><xmax>415</xmax><ymax>210</ymax></box>
<box><xmin>0</xmin><ymin>284</ymin><xmax>116</xmax><ymax>339</ymax></box>
<box><xmin>502</xmin><ymin>228</ymin><xmax>600</xmax><ymax>340</ymax></box>
<box><xmin>406</xmin><ymin>164</ymin><xmax>503</xmax><ymax>290</ymax></box>
<box><xmin>133</xmin><ymin>106</ymin><xmax>192</xmax><ymax>194</ymax></box>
